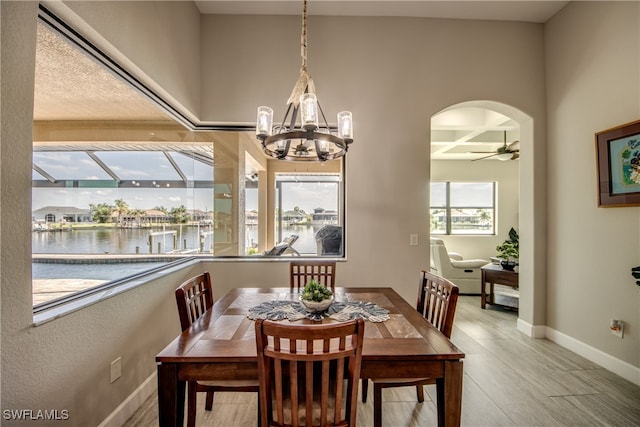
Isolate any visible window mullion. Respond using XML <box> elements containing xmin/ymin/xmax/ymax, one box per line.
<box><xmin>446</xmin><ymin>182</ymin><xmax>452</xmax><ymax>235</ymax></box>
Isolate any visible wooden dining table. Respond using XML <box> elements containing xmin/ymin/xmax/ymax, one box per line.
<box><xmin>156</xmin><ymin>287</ymin><xmax>465</xmax><ymax>427</ymax></box>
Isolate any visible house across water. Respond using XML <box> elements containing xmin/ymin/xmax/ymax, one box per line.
<box><xmin>32</xmin><ymin>206</ymin><xmax>91</xmax><ymax>223</ymax></box>
<box><xmin>311</xmin><ymin>208</ymin><xmax>338</xmax><ymax>225</ymax></box>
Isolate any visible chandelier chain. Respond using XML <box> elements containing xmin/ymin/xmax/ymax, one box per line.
<box><xmin>255</xmin><ymin>0</ymin><xmax>353</xmax><ymax>162</ymax></box>
<box><xmin>300</xmin><ymin>0</ymin><xmax>307</xmax><ymax>72</ymax></box>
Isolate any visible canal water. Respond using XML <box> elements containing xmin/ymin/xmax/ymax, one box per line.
<box><xmin>32</xmin><ymin>224</ymin><xmax>322</xmax><ymax>255</ymax></box>
<box><xmin>32</xmin><ymin>224</ymin><xmax>327</xmax><ymax>280</ymax></box>
<box><xmin>33</xmin><ymin>225</ymin><xmax>215</xmax><ymax>255</ymax></box>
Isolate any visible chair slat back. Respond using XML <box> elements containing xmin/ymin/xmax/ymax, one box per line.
<box><xmin>175</xmin><ymin>272</ymin><xmax>214</xmax><ymax>331</ymax></box>
<box><xmin>255</xmin><ymin>318</ymin><xmax>364</xmax><ymax>427</ymax></box>
<box><xmin>415</xmin><ymin>270</ymin><xmax>459</xmax><ymax>338</ymax></box>
<box><xmin>290</xmin><ymin>261</ymin><xmax>336</xmax><ymax>291</ymax></box>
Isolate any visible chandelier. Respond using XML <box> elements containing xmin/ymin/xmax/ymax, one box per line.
<box><xmin>256</xmin><ymin>0</ymin><xmax>353</xmax><ymax>162</ymax></box>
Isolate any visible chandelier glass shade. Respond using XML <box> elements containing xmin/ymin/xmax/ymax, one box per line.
<box><xmin>256</xmin><ymin>0</ymin><xmax>353</xmax><ymax>162</ymax></box>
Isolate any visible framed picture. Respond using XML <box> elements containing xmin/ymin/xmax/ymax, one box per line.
<box><xmin>596</xmin><ymin>119</ymin><xmax>640</xmax><ymax>207</ymax></box>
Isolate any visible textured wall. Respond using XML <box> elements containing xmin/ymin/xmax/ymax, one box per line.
<box><xmin>44</xmin><ymin>0</ymin><xmax>202</xmax><ymax>122</ymax></box>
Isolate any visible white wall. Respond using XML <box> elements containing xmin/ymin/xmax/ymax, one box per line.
<box><xmin>545</xmin><ymin>1</ymin><xmax>640</xmax><ymax>371</ymax></box>
<box><xmin>431</xmin><ymin>159</ymin><xmax>520</xmax><ymax>260</ymax></box>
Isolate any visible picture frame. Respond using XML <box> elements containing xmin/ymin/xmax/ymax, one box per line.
<box><xmin>596</xmin><ymin>119</ymin><xmax>640</xmax><ymax>207</ymax></box>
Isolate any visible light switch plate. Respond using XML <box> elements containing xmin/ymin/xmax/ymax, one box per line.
<box><xmin>410</xmin><ymin>234</ymin><xmax>418</xmax><ymax>246</ymax></box>
<box><xmin>110</xmin><ymin>357</ymin><xmax>122</xmax><ymax>383</ymax></box>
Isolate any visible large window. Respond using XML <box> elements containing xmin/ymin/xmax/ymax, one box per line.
<box><xmin>430</xmin><ymin>182</ymin><xmax>495</xmax><ymax>235</ymax></box>
<box><xmin>275</xmin><ymin>174</ymin><xmax>341</xmax><ymax>255</ymax></box>
<box><xmin>32</xmin><ymin>16</ymin><xmax>346</xmax><ymax>310</ymax></box>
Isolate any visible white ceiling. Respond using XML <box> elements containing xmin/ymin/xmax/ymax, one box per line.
<box><xmin>34</xmin><ymin>23</ymin><xmax>169</xmax><ymax>122</ymax></box>
<box><xmin>35</xmin><ymin>1</ymin><xmax>563</xmax><ymax>159</ymax></box>
<box><xmin>195</xmin><ymin>1</ymin><xmax>568</xmax><ymax>23</ymax></box>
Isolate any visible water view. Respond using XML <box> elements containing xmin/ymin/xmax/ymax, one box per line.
<box><xmin>31</xmin><ymin>224</ymin><xmax>330</xmax><ymax>283</ymax></box>
<box><xmin>32</xmin><ymin>261</ymin><xmax>168</xmax><ymax>281</ymax></box>
<box><xmin>32</xmin><ymin>224</ymin><xmax>323</xmax><ymax>256</ymax></box>
<box><xmin>33</xmin><ymin>225</ymin><xmax>217</xmax><ymax>255</ymax></box>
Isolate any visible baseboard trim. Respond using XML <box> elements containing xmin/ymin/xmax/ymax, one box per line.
<box><xmin>98</xmin><ymin>372</ymin><xmax>157</xmax><ymax>427</ymax></box>
<box><xmin>516</xmin><ymin>318</ymin><xmax>546</xmax><ymax>338</ymax></box>
<box><xmin>516</xmin><ymin>319</ymin><xmax>640</xmax><ymax>386</ymax></box>
<box><xmin>545</xmin><ymin>327</ymin><xmax>640</xmax><ymax>386</ymax></box>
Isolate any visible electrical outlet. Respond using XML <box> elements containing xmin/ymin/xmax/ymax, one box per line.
<box><xmin>610</xmin><ymin>320</ymin><xmax>624</xmax><ymax>338</ymax></box>
<box><xmin>110</xmin><ymin>357</ymin><xmax>122</xmax><ymax>383</ymax></box>
<box><xmin>410</xmin><ymin>234</ymin><xmax>418</xmax><ymax>246</ymax></box>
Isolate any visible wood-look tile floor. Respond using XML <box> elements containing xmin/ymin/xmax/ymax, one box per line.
<box><xmin>125</xmin><ymin>296</ymin><xmax>640</xmax><ymax>426</ymax></box>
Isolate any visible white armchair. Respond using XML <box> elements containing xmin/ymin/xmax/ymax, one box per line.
<box><xmin>430</xmin><ymin>237</ymin><xmax>488</xmax><ymax>294</ymax></box>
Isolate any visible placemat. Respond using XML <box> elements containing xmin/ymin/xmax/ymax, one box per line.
<box><xmin>247</xmin><ymin>300</ymin><xmax>389</xmax><ymax>322</ymax></box>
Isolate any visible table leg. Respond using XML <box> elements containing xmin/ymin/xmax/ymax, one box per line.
<box><xmin>489</xmin><ymin>282</ymin><xmax>494</xmax><ymax>306</ymax></box>
<box><xmin>481</xmin><ymin>271</ymin><xmax>487</xmax><ymax>309</ymax></box>
<box><xmin>440</xmin><ymin>360</ymin><xmax>463</xmax><ymax>427</ymax></box>
<box><xmin>157</xmin><ymin>363</ymin><xmax>185</xmax><ymax>427</ymax></box>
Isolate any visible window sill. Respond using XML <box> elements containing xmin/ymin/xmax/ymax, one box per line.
<box><xmin>31</xmin><ymin>255</ymin><xmax>347</xmax><ymax>326</ymax></box>
<box><xmin>32</xmin><ymin>258</ymin><xmax>197</xmax><ymax>326</ymax></box>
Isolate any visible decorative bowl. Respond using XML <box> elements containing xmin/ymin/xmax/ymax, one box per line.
<box><xmin>500</xmin><ymin>260</ymin><xmax>518</xmax><ymax>271</ymax></box>
<box><xmin>299</xmin><ymin>295</ymin><xmax>334</xmax><ymax>313</ymax></box>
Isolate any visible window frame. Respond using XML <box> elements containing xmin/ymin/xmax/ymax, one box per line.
<box><xmin>32</xmin><ymin>6</ymin><xmax>348</xmax><ymax>319</ymax></box>
<box><xmin>274</xmin><ymin>173</ymin><xmax>343</xmax><ymax>253</ymax></box>
<box><xmin>430</xmin><ymin>181</ymin><xmax>496</xmax><ymax>235</ymax></box>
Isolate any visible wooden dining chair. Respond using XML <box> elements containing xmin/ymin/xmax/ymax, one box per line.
<box><xmin>254</xmin><ymin>318</ymin><xmax>365</xmax><ymax>427</ymax></box>
<box><xmin>289</xmin><ymin>260</ymin><xmax>336</xmax><ymax>291</ymax></box>
<box><xmin>175</xmin><ymin>272</ymin><xmax>260</xmax><ymax>427</ymax></box>
<box><xmin>361</xmin><ymin>270</ymin><xmax>459</xmax><ymax>427</ymax></box>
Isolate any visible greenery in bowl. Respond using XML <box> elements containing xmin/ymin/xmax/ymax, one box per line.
<box><xmin>496</xmin><ymin>227</ymin><xmax>519</xmax><ymax>261</ymax></box>
<box><xmin>300</xmin><ymin>279</ymin><xmax>333</xmax><ymax>302</ymax></box>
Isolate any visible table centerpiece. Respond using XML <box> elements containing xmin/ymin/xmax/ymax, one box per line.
<box><xmin>299</xmin><ymin>279</ymin><xmax>334</xmax><ymax>314</ymax></box>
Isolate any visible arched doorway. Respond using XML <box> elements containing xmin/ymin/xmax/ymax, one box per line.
<box><xmin>430</xmin><ymin>100</ymin><xmax>544</xmax><ymax>337</ymax></box>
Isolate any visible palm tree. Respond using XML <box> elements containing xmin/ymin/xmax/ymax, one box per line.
<box><xmin>477</xmin><ymin>209</ymin><xmax>491</xmax><ymax>228</ymax></box>
<box><xmin>113</xmin><ymin>199</ymin><xmax>129</xmax><ymax>227</ymax></box>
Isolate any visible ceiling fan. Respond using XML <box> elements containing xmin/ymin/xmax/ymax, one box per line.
<box><xmin>470</xmin><ymin>131</ymin><xmax>520</xmax><ymax>161</ymax></box>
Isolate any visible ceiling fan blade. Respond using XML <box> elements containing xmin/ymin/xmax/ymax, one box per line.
<box><xmin>471</xmin><ymin>153</ymin><xmax>498</xmax><ymax>161</ymax></box>
<box><xmin>469</xmin><ymin>151</ymin><xmax>495</xmax><ymax>154</ymax></box>
<box><xmin>511</xmin><ymin>153</ymin><xmax>520</xmax><ymax>160</ymax></box>
<box><xmin>507</xmin><ymin>140</ymin><xmax>520</xmax><ymax>151</ymax></box>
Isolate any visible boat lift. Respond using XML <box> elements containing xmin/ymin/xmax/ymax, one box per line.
<box><xmin>148</xmin><ymin>230</ymin><xmax>177</xmax><ymax>253</ymax></box>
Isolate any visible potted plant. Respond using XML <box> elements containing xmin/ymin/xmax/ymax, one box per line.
<box><xmin>299</xmin><ymin>279</ymin><xmax>334</xmax><ymax>313</ymax></box>
<box><xmin>496</xmin><ymin>227</ymin><xmax>519</xmax><ymax>271</ymax></box>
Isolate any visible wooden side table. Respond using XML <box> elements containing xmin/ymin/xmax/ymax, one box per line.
<box><xmin>481</xmin><ymin>263</ymin><xmax>519</xmax><ymax>309</ymax></box>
